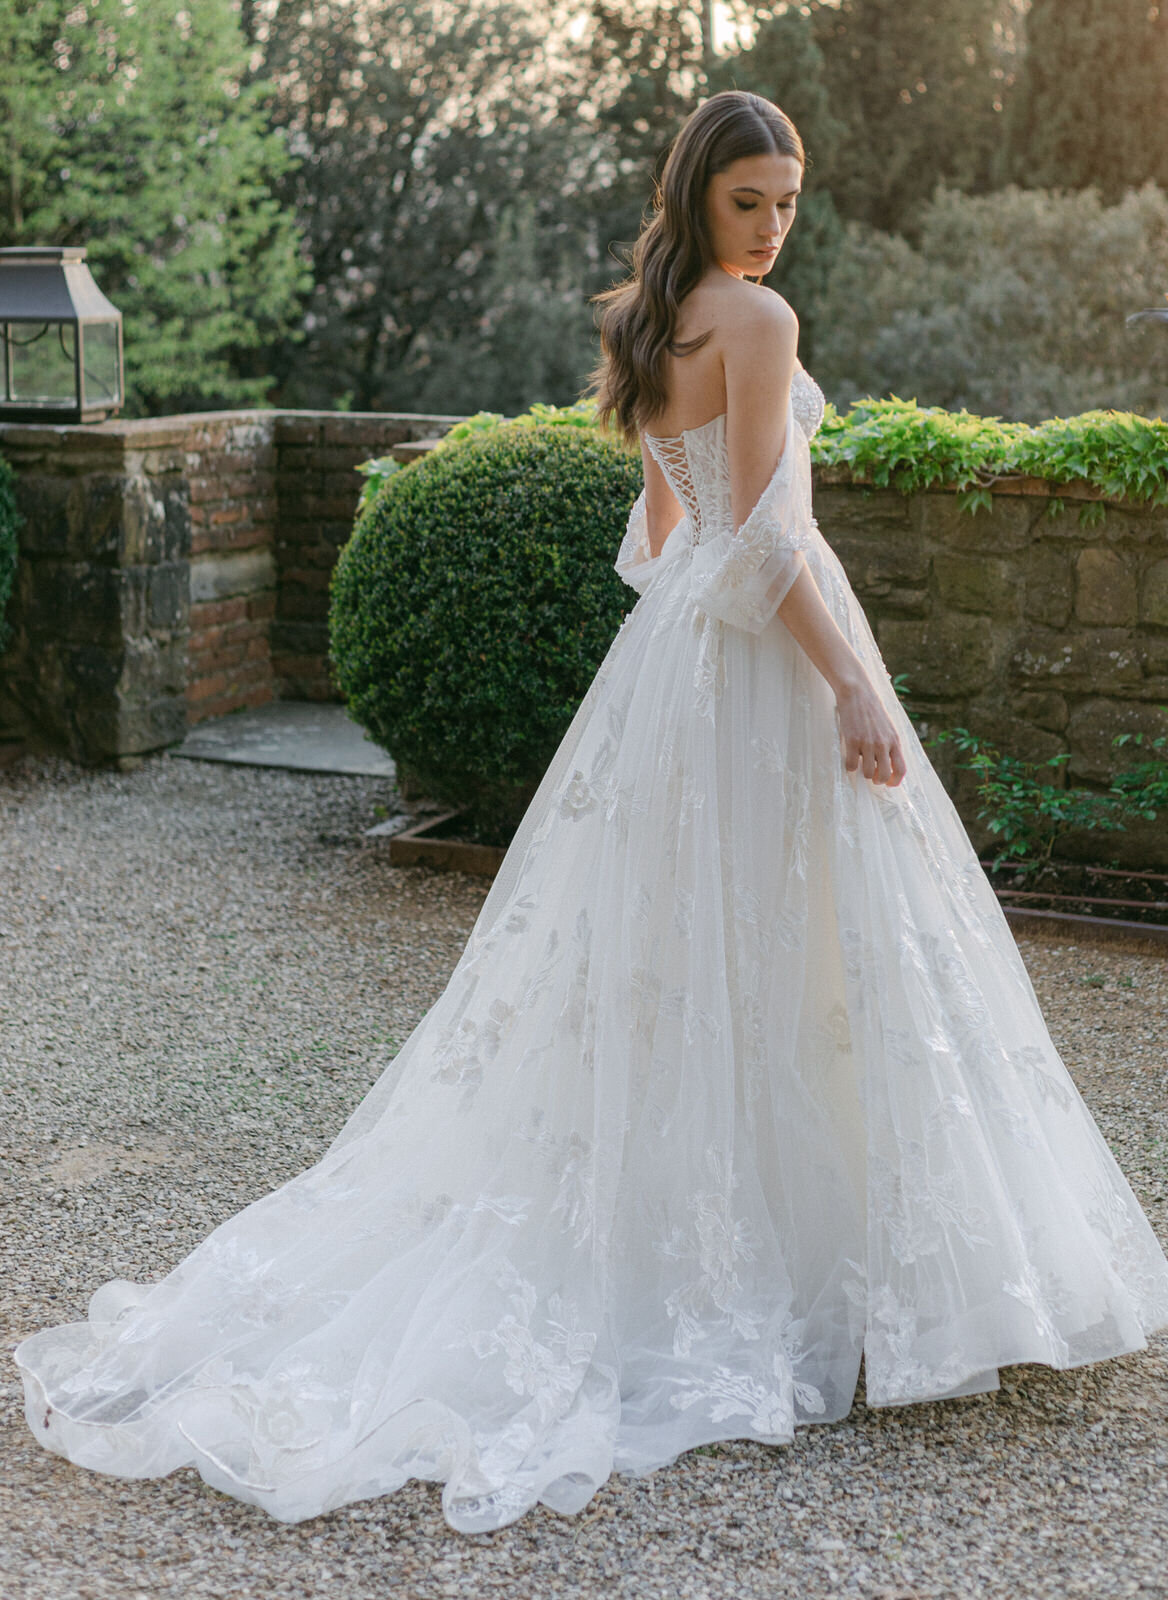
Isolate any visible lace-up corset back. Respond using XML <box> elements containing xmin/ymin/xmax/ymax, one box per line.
<box><xmin>643</xmin><ymin>367</ymin><xmax>826</xmax><ymax>547</ymax></box>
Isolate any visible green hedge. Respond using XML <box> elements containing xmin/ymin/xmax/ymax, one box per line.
<box><xmin>0</xmin><ymin>454</ymin><xmax>20</xmax><ymax>653</ymax></box>
<box><xmin>330</xmin><ymin>421</ymin><xmax>643</xmax><ymax>841</ymax></box>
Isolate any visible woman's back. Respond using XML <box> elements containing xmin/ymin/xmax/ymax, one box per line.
<box><xmin>643</xmin><ymin>274</ymin><xmax>799</xmax><ymax>440</ymax></box>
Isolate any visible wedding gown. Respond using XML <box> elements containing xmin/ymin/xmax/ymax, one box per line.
<box><xmin>14</xmin><ymin>368</ymin><xmax>1168</xmax><ymax>1535</ymax></box>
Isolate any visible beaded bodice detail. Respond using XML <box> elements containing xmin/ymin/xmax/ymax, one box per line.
<box><xmin>642</xmin><ymin>367</ymin><xmax>826</xmax><ymax>545</ymax></box>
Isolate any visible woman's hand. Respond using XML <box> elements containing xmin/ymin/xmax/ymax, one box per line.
<box><xmin>772</xmin><ymin>566</ymin><xmax>908</xmax><ymax>787</ymax></box>
<box><xmin>834</xmin><ymin>677</ymin><xmax>908</xmax><ymax>786</ymax></box>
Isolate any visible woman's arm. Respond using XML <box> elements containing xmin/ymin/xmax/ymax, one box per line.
<box><xmin>723</xmin><ymin>292</ymin><xmax>798</xmax><ymax>532</ymax></box>
<box><xmin>723</xmin><ymin>298</ymin><xmax>907</xmax><ymax>787</ymax></box>
<box><xmin>775</xmin><ymin>566</ymin><xmax>907</xmax><ymax>785</ymax></box>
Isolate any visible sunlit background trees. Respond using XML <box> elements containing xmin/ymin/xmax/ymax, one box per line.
<box><xmin>3</xmin><ymin>0</ymin><xmax>1166</xmax><ymax>421</ymax></box>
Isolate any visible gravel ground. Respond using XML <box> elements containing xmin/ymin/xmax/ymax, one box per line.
<box><xmin>1</xmin><ymin>751</ymin><xmax>1165</xmax><ymax>1600</ymax></box>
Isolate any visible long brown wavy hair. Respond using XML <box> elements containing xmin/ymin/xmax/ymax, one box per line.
<box><xmin>589</xmin><ymin>91</ymin><xmax>805</xmax><ymax>446</ymax></box>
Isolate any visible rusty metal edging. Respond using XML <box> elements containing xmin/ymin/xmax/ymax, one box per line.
<box><xmin>1002</xmin><ymin>904</ymin><xmax>1168</xmax><ymax>953</ymax></box>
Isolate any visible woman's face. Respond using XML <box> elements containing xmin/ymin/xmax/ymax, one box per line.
<box><xmin>702</xmin><ymin>151</ymin><xmax>803</xmax><ymax>280</ymax></box>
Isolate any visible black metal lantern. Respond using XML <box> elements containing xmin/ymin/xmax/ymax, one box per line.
<box><xmin>0</xmin><ymin>245</ymin><xmax>124</xmax><ymax>423</ymax></box>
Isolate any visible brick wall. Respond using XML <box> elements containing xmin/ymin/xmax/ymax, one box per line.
<box><xmin>186</xmin><ymin>414</ymin><xmax>278</xmax><ymax>723</ymax></box>
<box><xmin>272</xmin><ymin>414</ymin><xmax>451</xmax><ymax>699</ymax></box>
<box><xmin>0</xmin><ymin>407</ymin><xmax>459</xmax><ymax>760</ymax></box>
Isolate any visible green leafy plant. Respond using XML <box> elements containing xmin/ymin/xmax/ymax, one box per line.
<box><xmin>0</xmin><ymin>453</ymin><xmax>22</xmax><ymax>653</ymax></box>
<box><xmin>359</xmin><ymin>392</ymin><xmax>1168</xmax><ymax>529</ymax></box>
<box><xmin>437</xmin><ymin>397</ymin><xmax>602</xmax><ymax>447</ymax></box>
<box><xmin>354</xmin><ymin>456</ymin><xmax>403</xmax><ymax>515</ymax></box>
<box><xmin>813</xmin><ymin>396</ymin><xmax>1025</xmax><ymax>495</ymax></box>
<box><xmin>811</xmin><ymin>395</ymin><xmax>1168</xmax><ymax>523</ymax></box>
<box><xmin>889</xmin><ymin>671</ymin><xmax>926</xmax><ymax>726</ymax></box>
<box><xmin>925</xmin><ymin>726</ymin><xmax>1135</xmax><ymax>874</ymax></box>
<box><xmin>330</xmin><ymin>421</ymin><xmax>643</xmax><ymax>841</ymax></box>
<box><xmin>1109</xmin><ymin>729</ymin><xmax>1168</xmax><ymax>821</ymax></box>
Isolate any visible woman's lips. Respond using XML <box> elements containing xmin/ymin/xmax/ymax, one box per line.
<box><xmin>749</xmin><ymin>248</ymin><xmax>779</xmax><ymax>258</ymax></box>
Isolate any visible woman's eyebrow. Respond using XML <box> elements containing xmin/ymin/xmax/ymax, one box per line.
<box><xmin>729</xmin><ymin>185</ymin><xmax>802</xmax><ymax>198</ymax></box>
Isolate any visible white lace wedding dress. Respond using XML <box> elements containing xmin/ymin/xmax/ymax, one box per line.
<box><xmin>14</xmin><ymin>368</ymin><xmax>1168</xmax><ymax>1534</ymax></box>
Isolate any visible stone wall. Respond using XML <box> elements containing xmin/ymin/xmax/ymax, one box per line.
<box><xmin>813</xmin><ymin>468</ymin><xmax>1168</xmax><ymax>866</ymax></box>
<box><xmin>0</xmin><ymin>417</ymin><xmax>191</xmax><ymax>761</ymax></box>
<box><xmin>0</xmin><ymin>409</ymin><xmax>459</xmax><ymax>762</ymax></box>
<box><xmin>0</xmin><ymin>411</ymin><xmax>1165</xmax><ymax>863</ymax></box>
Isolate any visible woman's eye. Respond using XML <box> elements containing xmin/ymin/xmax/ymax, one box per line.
<box><xmin>733</xmin><ymin>201</ymin><xmax>755</xmax><ymax>212</ymax></box>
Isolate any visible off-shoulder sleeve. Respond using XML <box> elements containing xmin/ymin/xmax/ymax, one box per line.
<box><xmin>688</xmin><ymin>392</ymin><xmax>819</xmax><ymax>634</ymax></box>
<box><xmin>614</xmin><ymin>489</ymin><xmax>689</xmax><ymax>595</ymax></box>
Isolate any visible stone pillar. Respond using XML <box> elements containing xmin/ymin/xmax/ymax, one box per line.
<box><xmin>0</xmin><ymin>420</ymin><xmax>190</xmax><ymax>764</ymax></box>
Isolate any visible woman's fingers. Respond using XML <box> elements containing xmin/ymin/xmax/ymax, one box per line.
<box><xmin>843</xmin><ymin>732</ymin><xmax>908</xmax><ymax>786</ymax></box>
<box><xmin>836</xmin><ymin>681</ymin><xmax>910</xmax><ymax>786</ymax></box>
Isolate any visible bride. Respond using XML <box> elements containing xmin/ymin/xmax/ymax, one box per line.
<box><xmin>14</xmin><ymin>91</ymin><xmax>1168</xmax><ymax>1536</ymax></box>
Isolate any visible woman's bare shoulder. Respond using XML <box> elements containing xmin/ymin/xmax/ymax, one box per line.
<box><xmin>679</xmin><ymin>276</ymin><xmax>795</xmax><ymax>328</ymax></box>
<box><xmin>718</xmin><ymin>281</ymin><xmax>798</xmax><ymax>341</ymax></box>
<box><xmin>711</xmin><ymin>288</ymin><xmax>798</xmax><ymax>398</ymax></box>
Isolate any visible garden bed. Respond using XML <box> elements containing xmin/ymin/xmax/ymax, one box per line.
<box><xmin>388</xmin><ymin>808</ymin><xmax>508</xmax><ymax>877</ymax></box>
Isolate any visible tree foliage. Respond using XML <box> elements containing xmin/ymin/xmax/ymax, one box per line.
<box><xmin>792</xmin><ymin>0</ymin><xmax>1020</xmax><ymax>235</ymax></box>
<box><xmin>0</xmin><ymin>0</ymin><xmax>308</xmax><ymax>415</ymax></box>
<box><xmin>808</xmin><ymin>181</ymin><xmax>1168</xmax><ymax>422</ymax></box>
<box><xmin>250</xmin><ymin>0</ymin><xmax>589</xmax><ymax>414</ymax></box>
<box><xmin>3</xmin><ymin>0</ymin><xmax>1164</xmax><ymax>423</ymax></box>
<box><xmin>1005</xmin><ymin>0</ymin><xmax>1168</xmax><ymax>199</ymax></box>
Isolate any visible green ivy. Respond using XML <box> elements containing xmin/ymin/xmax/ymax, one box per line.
<box><xmin>811</xmin><ymin>395</ymin><xmax>1168</xmax><ymax>523</ymax></box>
<box><xmin>358</xmin><ymin>393</ymin><xmax>1168</xmax><ymax>527</ymax></box>
<box><xmin>354</xmin><ymin>455</ymin><xmax>403</xmax><ymax>516</ymax></box>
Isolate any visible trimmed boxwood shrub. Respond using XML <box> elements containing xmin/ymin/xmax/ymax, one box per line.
<box><xmin>329</xmin><ymin>423</ymin><xmax>643</xmax><ymax>842</ymax></box>
<box><xmin>0</xmin><ymin>453</ymin><xmax>20</xmax><ymax>653</ymax></box>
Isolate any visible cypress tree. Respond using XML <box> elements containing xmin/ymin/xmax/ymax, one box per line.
<box><xmin>1006</xmin><ymin>0</ymin><xmax>1168</xmax><ymax>198</ymax></box>
<box><xmin>796</xmin><ymin>0</ymin><xmax>1017</xmax><ymax>234</ymax></box>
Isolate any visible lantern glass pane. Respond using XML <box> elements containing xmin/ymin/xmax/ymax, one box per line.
<box><xmin>82</xmin><ymin>321</ymin><xmax>120</xmax><ymax>407</ymax></box>
<box><xmin>8</xmin><ymin>321</ymin><xmax>76</xmax><ymax>405</ymax></box>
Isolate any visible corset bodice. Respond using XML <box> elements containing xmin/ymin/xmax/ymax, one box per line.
<box><xmin>642</xmin><ymin>366</ymin><xmax>826</xmax><ymax>545</ymax></box>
